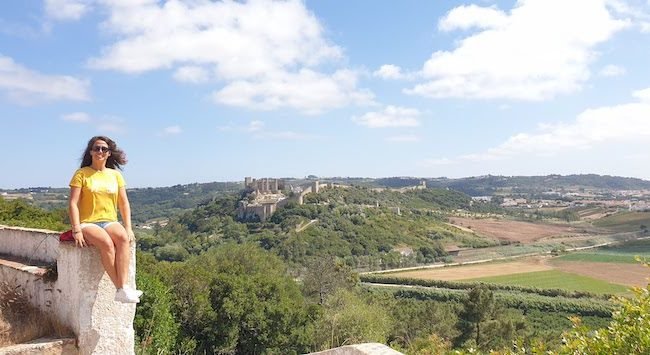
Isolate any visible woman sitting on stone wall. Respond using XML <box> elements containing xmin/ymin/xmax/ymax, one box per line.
<box><xmin>68</xmin><ymin>136</ymin><xmax>142</xmax><ymax>303</ymax></box>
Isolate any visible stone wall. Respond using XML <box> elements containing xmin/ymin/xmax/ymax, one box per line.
<box><xmin>0</xmin><ymin>225</ymin><xmax>136</xmax><ymax>354</ymax></box>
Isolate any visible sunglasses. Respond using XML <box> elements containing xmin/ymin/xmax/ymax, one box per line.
<box><xmin>92</xmin><ymin>146</ymin><xmax>111</xmax><ymax>153</ymax></box>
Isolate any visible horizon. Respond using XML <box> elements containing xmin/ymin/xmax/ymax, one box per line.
<box><xmin>3</xmin><ymin>172</ymin><xmax>650</xmax><ymax>191</ymax></box>
<box><xmin>1</xmin><ymin>0</ymin><xmax>650</xmax><ymax>189</ymax></box>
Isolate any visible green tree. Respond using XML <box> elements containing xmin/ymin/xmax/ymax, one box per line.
<box><xmin>134</xmin><ymin>271</ymin><xmax>180</xmax><ymax>355</ymax></box>
<box><xmin>456</xmin><ymin>286</ymin><xmax>496</xmax><ymax>349</ymax></box>
<box><xmin>314</xmin><ymin>289</ymin><xmax>391</xmax><ymax>351</ymax></box>
<box><xmin>302</xmin><ymin>255</ymin><xmax>358</xmax><ymax>305</ymax></box>
<box><xmin>0</xmin><ymin>197</ymin><xmax>67</xmax><ymax>231</ymax></box>
<box><xmin>168</xmin><ymin>243</ymin><xmax>314</xmax><ymax>354</ymax></box>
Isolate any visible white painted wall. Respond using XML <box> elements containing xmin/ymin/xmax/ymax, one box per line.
<box><xmin>0</xmin><ymin>225</ymin><xmax>136</xmax><ymax>355</ymax></box>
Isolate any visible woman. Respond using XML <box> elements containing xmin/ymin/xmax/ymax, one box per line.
<box><xmin>68</xmin><ymin>136</ymin><xmax>142</xmax><ymax>303</ymax></box>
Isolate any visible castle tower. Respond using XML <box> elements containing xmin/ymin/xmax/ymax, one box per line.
<box><xmin>312</xmin><ymin>181</ymin><xmax>320</xmax><ymax>194</ymax></box>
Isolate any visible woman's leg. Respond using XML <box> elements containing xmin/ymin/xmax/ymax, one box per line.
<box><xmin>80</xmin><ymin>225</ymin><xmax>119</xmax><ymax>287</ymax></box>
<box><xmin>104</xmin><ymin>223</ymin><xmax>131</xmax><ymax>289</ymax></box>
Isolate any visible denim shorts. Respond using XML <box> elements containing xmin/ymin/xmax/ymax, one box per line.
<box><xmin>79</xmin><ymin>221</ymin><xmax>119</xmax><ymax>230</ymax></box>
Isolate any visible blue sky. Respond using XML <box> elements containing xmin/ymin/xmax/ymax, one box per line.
<box><xmin>1</xmin><ymin>0</ymin><xmax>650</xmax><ymax>189</ymax></box>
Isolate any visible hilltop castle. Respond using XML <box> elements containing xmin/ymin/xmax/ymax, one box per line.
<box><xmin>237</xmin><ymin>177</ymin><xmax>341</xmax><ymax>222</ymax></box>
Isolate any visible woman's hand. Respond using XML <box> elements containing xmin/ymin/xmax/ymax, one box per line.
<box><xmin>126</xmin><ymin>227</ymin><xmax>136</xmax><ymax>243</ymax></box>
<box><xmin>74</xmin><ymin>230</ymin><xmax>87</xmax><ymax>248</ymax></box>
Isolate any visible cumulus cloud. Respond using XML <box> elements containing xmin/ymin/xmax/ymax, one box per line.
<box><xmin>61</xmin><ymin>112</ymin><xmax>91</xmax><ymax>122</ymax></box>
<box><xmin>173</xmin><ymin>66</ymin><xmax>209</xmax><ymax>83</ymax></box>
<box><xmin>599</xmin><ymin>64</ymin><xmax>626</xmax><ymax>77</ymax></box>
<box><xmin>633</xmin><ymin>87</ymin><xmax>650</xmax><ymax>102</ymax></box>
<box><xmin>0</xmin><ymin>54</ymin><xmax>90</xmax><ymax>104</ymax></box>
<box><xmin>438</xmin><ymin>4</ymin><xmax>508</xmax><ymax>31</ymax></box>
<box><xmin>88</xmin><ymin>0</ymin><xmax>370</xmax><ymax>113</ymax></box>
<box><xmin>213</xmin><ymin>69</ymin><xmax>373</xmax><ymax>114</ymax></box>
<box><xmin>373</xmin><ymin>64</ymin><xmax>404</xmax><ymax>80</ymax></box>
<box><xmin>424</xmin><ymin>88</ymin><xmax>650</xmax><ymax>164</ymax></box>
<box><xmin>247</xmin><ymin>120</ymin><xmax>264</xmax><ymax>132</ymax></box>
<box><xmin>217</xmin><ymin>120</ymin><xmax>264</xmax><ymax>132</ymax></box>
<box><xmin>407</xmin><ymin>0</ymin><xmax>630</xmax><ymax>100</ymax></box>
<box><xmin>45</xmin><ymin>0</ymin><xmax>91</xmax><ymax>21</ymax></box>
<box><xmin>353</xmin><ymin>106</ymin><xmax>421</xmax><ymax>128</ymax></box>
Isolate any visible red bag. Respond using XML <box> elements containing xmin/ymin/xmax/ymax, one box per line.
<box><xmin>60</xmin><ymin>230</ymin><xmax>75</xmax><ymax>242</ymax></box>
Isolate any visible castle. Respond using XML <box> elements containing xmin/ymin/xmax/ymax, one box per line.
<box><xmin>237</xmin><ymin>177</ymin><xmax>290</xmax><ymax>222</ymax></box>
<box><xmin>237</xmin><ymin>177</ymin><xmax>338</xmax><ymax>222</ymax></box>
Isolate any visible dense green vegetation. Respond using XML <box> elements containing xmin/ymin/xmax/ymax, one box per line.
<box><xmin>466</xmin><ymin>270</ymin><xmax>629</xmax><ymax>295</ymax></box>
<box><xmin>0</xmin><ymin>197</ymin><xmax>67</xmax><ymax>231</ymax></box>
<box><xmin>360</xmin><ymin>274</ymin><xmax>614</xmax><ymax>300</ymax></box>
<box><xmin>126</xmin><ymin>182</ymin><xmax>241</xmax><ymax>223</ymax></box>
<box><xmin>4</xmin><ymin>174</ymin><xmax>650</xmax><ymax>353</ymax></box>
<box><xmin>138</xmin><ymin>186</ymin><xmax>497</xmax><ymax>269</ymax></box>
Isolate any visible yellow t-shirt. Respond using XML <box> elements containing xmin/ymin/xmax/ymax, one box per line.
<box><xmin>69</xmin><ymin>167</ymin><xmax>126</xmax><ymax>223</ymax></box>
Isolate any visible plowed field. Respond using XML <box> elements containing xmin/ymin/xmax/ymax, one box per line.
<box><xmin>449</xmin><ymin>217</ymin><xmax>583</xmax><ymax>243</ymax></box>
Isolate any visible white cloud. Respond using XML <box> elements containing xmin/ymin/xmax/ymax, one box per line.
<box><xmin>213</xmin><ymin>69</ymin><xmax>373</xmax><ymax>114</ymax></box>
<box><xmin>353</xmin><ymin>106</ymin><xmax>421</xmax><ymax>128</ymax></box>
<box><xmin>0</xmin><ymin>54</ymin><xmax>90</xmax><ymax>103</ymax></box>
<box><xmin>247</xmin><ymin>120</ymin><xmax>264</xmax><ymax>132</ymax></box>
<box><xmin>386</xmin><ymin>135</ymin><xmax>420</xmax><ymax>142</ymax></box>
<box><xmin>425</xmin><ymin>89</ymin><xmax>650</xmax><ymax>164</ymax></box>
<box><xmin>88</xmin><ymin>0</ymin><xmax>369</xmax><ymax>113</ymax></box>
<box><xmin>45</xmin><ymin>0</ymin><xmax>91</xmax><ymax>21</ymax></box>
<box><xmin>62</xmin><ymin>112</ymin><xmax>91</xmax><ymax>122</ymax></box>
<box><xmin>373</xmin><ymin>64</ymin><xmax>404</xmax><ymax>80</ymax></box>
<box><xmin>161</xmin><ymin>125</ymin><xmax>182</xmax><ymax>135</ymax></box>
<box><xmin>438</xmin><ymin>4</ymin><xmax>508</xmax><ymax>31</ymax></box>
<box><xmin>407</xmin><ymin>0</ymin><xmax>629</xmax><ymax>100</ymax></box>
<box><xmin>599</xmin><ymin>64</ymin><xmax>626</xmax><ymax>77</ymax></box>
<box><xmin>173</xmin><ymin>66</ymin><xmax>209</xmax><ymax>83</ymax></box>
<box><xmin>642</xmin><ymin>22</ymin><xmax>650</xmax><ymax>32</ymax></box>
<box><xmin>217</xmin><ymin>120</ymin><xmax>264</xmax><ymax>132</ymax></box>
<box><xmin>632</xmin><ymin>87</ymin><xmax>650</xmax><ymax>102</ymax></box>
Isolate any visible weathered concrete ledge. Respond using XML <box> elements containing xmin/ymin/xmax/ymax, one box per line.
<box><xmin>308</xmin><ymin>343</ymin><xmax>404</xmax><ymax>355</ymax></box>
<box><xmin>0</xmin><ymin>225</ymin><xmax>59</xmax><ymax>263</ymax></box>
<box><xmin>0</xmin><ymin>337</ymin><xmax>77</xmax><ymax>355</ymax></box>
<box><xmin>0</xmin><ymin>225</ymin><xmax>136</xmax><ymax>355</ymax></box>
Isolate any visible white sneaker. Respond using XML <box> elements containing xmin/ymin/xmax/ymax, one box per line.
<box><xmin>125</xmin><ymin>285</ymin><xmax>143</xmax><ymax>298</ymax></box>
<box><xmin>115</xmin><ymin>288</ymin><xmax>140</xmax><ymax>303</ymax></box>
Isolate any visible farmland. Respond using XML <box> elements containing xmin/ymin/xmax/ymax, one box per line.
<box><xmin>593</xmin><ymin>211</ymin><xmax>650</xmax><ymax>232</ymax></box>
<box><xmin>466</xmin><ymin>270</ymin><xmax>629</xmax><ymax>294</ymax></box>
<box><xmin>382</xmin><ymin>239</ymin><xmax>650</xmax><ymax>293</ymax></box>
<box><xmin>448</xmin><ymin>217</ymin><xmax>587</xmax><ymax>243</ymax></box>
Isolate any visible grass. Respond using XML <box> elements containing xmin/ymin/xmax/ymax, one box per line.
<box><xmin>555</xmin><ymin>253</ymin><xmax>646</xmax><ymax>264</ymax></box>
<box><xmin>593</xmin><ymin>211</ymin><xmax>650</xmax><ymax>232</ymax></box>
<box><xmin>556</xmin><ymin>239</ymin><xmax>650</xmax><ymax>264</ymax></box>
<box><xmin>466</xmin><ymin>270</ymin><xmax>629</xmax><ymax>295</ymax></box>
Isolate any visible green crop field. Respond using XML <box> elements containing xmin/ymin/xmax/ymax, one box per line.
<box><xmin>555</xmin><ymin>253</ymin><xmax>647</xmax><ymax>263</ymax></box>
<box><xmin>466</xmin><ymin>270</ymin><xmax>629</xmax><ymax>294</ymax></box>
<box><xmin>593</xmin><ymin>211</ymin><xmax>650</xmax><ymax>232</ymax></box>
<box><xmin>556</xmin><ymin>239</ymin><xmax>650</xmax><ymax>263</ymax></box>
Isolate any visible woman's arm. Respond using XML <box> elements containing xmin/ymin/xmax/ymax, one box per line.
<box><xmin>118</xmin><ymin>187</ymin><xmax>135</xmax><ymax>242</ymax></box>
<box><xmin>68</xmin><ymin>187</ymin><xmax>86</xmax><ymax>247</ymax></box>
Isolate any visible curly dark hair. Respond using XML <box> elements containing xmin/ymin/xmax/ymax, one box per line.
<box><xmin>80</xmin><ymin>136</ymin><xmax>127</xmax><ymax>170</ymax></box>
